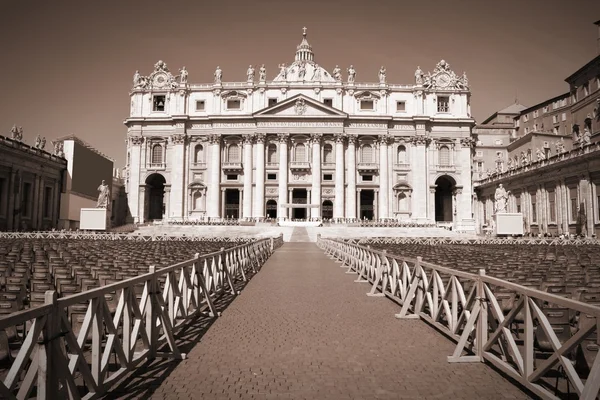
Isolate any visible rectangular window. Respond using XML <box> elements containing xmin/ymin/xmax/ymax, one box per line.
<box><xmin>362</xmin><ymin>175</ymin><xmax>373</xmax><ymax>182</ymax></box>
<box><xmin>227</xmin><ymin>99</ymin><xmax>241</xmax><ymax>110</ymax></box>
<box><xmin>516</xmin><ymin>195</ymin><xmax>521</xmax><ymax>213</ymax></box>
<box><xmin>267</xmin><ymin>173</ymin><xmax>277</xmax><ymax>181</ymax></box>
<box><xmin>153</xmin><ymin>95</ymin><xmax>166</xmax><ymax>112</ymax></box>
<box><xmin>531</xmin><ymin>193</ymin><xmax>537</xmax><ymax>223</ymax></box>
<box><xmin>477</xmin><ymin>161</ymin><xmax>483</xmax><ymax>171</ymax></box>
<box><xmin>476</xmin><ymin>151</ymin><xmax>483</xmax><ymax>157</ymax></box>
<box><xmin>553</xmin><ymin>127</ymin><xmax>559</xmax><ymax>135</ymax></box>
<box><xmin>195</xmin><ymin>100</ymin><xmax>205</xmax><ymax>111</ymax></box>
<box><xmin>22</xmin><ymin>182</ymin><xmax>32</xmax><ymax>217</ymax></box>
<box><xmin>583</xmin><ymin>83</ymin><xmax>589</xmax><ymax>97</ymax></box>
<box><xmin>396</xmin><ymin>101</ymin><xmax>406</xmax><ymax>112</ymax></box>
<box><xmin>226</xmin><ymin>174</ymin><xmax>238</xmax><ymax>181</ymax></box>
<box><xmin>570</xmin><ymin>187</ymin><xmax>578</xmax><ymax>221</ymax></box>
<box><xmin>268</xmin><ymin>98</ymin><xmax>278</xmax><ymax>107</ymax></box>
<box><xmin>548</xmin><ymin>190</ymin><xmax>556</xmax><ymax>222</ymax></box>
<box><xmin>323</xmin><ymin>174</ymin><xmax>333</xmax><ymax>181</ymax></box>
<box><xmin>561</xmin><ymin>112</ymin><xmax>566</xmax><ymax>121</ymax></box>
<box><xmin>533</xmin><ymin>110</ymin><xmax>538</xmax><ymax>118</ymax></box>
<box><xmin>437</xmin><ymin>96</ymin><xmax>449</xmax><ymax>113</ymax></box>
<box><xmin>323</xmin><ymin>98</ymin><xmax>333</xmax><ymax>107</ymax></box>
<box><xmin>543</xmin><ymin>106</ymin><xmax>548</xmax><ymax>114</ymax></box>
<box><xmin>495</xmin><ymin>139</ymin><xmax>503</xmax><ymax>146</ymax></box>
<box><xmin>524</xmin><ymin>114</ymin><xmax>529</xmax><ymax>122</ymax></box>
<box><xmin>43</xmin><ymin>187</ymin><xmax>52</xmax><ymax>218</ymax></box>
<box><xmin>360</xmin><ymin>100</ymin><xmax>374</xmax><ymax>110</ymax></box>
<box><xmin>552</xmin><ymin>115</ymin><xmax>558</xmax><ymax>124</ymax></box>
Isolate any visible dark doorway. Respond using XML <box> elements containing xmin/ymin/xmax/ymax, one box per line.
<box><xmin>360</xmin><ymin>190</ymin><xmax>375</xmax><ymax>220</ymax></box>
<box><xmin>266</xmin><ymin>200</ymin><xmax>277</xmax><ymax>219</ymax></box>
<box><xmin>224</xmin><ymin>189</ymin><xmax>240</xmax><ymax>219</ymax></box>
<box><xmin>292</xmin><ymin>189</ymin><xmax>308</xmax><ymax>219</ymax></box>
<box><xmin>146</xmin><ymin>174</ymin><xmax>166</xmax><ymax>220</ymax></box>
<box><xmin>322</xmin><ymin>200</ymin><xmax>333</xmax><ymax>220</ymax></box>
<box><xmin>435</xmin><ymin>176</ymin><xmax>455</xmax><ymax>222</ymax></box>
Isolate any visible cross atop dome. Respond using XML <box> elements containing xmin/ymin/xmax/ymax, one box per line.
<box><xmin>302</xmin><ymin>26</ymin><xmax>307</xmax><ymax>36</ymax></box>
<box><xmin>296</xmin><ymin>26</ymin><xmax>314</xmax><ymax>62</ymax></box>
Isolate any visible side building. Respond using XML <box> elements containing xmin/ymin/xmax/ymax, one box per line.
<box><xmin>473</xmin><ymin>33</ymin><xmax>600</xmax><ymax>236</ymax></box>
<box><xmin>123</xmin><ymin>29</ymin><xmax>477</xmax><ymax>230</ymax></box>
<box><xmin>0</xmin><ymin>132</ymin><xmax>67</xmax><ymax>231</ymax></box>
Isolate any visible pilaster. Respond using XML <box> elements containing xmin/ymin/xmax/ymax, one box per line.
<box><xmin>254</xmin><ymin>133</ymin><xmax>266</xmax><ymax>218</ymax></box>
<box><xmin>243</xmin><ymin>135</ymin><xmax>254</xmax><ymax>219</ymax></box>
<box><xmin>208</xmin><ymin>134</ymin><xmax>221</xmax><ymax>218</ymax></box>
<box><xmin>346</xmin><ymin>136</ymin><xmax>357</xmax><ymax>220</ymax></box>
<box><xmin>378</xmin><ymin>135</ymin><xmax>390</xmax><ymax>219</ymax></box>
<box><xmin>277</xmin><ymin>133</ymin><xmax>289</xmax><ymax>221</ymax></box>
<box><xmin>334</xmin><ymin>133</ymin><xmax>345</xmax><ymax>219</ymax></box>
<box><xmin>127</xmin><ymin>136</ymin><xmax>143</xmax><ymax>223</ymax></box>
<box><xmin>410</xmin><ymin>135</ymin><xmax>429</xmax><ymax>220</ymax></box>
<box><xmin>169</xmin><ymin>131</ymin><xmax>186</xmax><ymax>220</ymax></box>
<box><xmin>311</xmin><ymin>133</ymin><xmax>322</xmax><ymax>219</ymax></box>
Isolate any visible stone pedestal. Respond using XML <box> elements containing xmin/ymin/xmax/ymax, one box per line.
<box><xmin>80</xmin><ymin>208</ymin><xmax>110</xmax><ymax>231</ymax></box>
<box><xmin>493</xmin><ymin>213</ymin><xmax>523</xmax><ymax>236</ymax></box>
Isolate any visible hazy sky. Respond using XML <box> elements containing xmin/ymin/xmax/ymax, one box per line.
<box><xmin>1</xmin><ymin>0</ymin><xmax>599</xmax><ymax>167</ymax></box>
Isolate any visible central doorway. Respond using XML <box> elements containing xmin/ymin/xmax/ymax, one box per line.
<box><xmin>266</xmin><ymin>200</ymin><xmax>277</xmax><ymax>219</ymax></box>
<box><xmin>435</xmin><ymin>176</ymin><xmax>455</xmax><ymax>222</ymax></box>
<box><xmin>360</xmin><ymin>190</ymin><xmax>375</xmax><ymax>220</ymax></box>
<box><xmin>146</xmin><ymin>174</ymin><xmax>166</xmax><ymax>220</ymax></box>
<box><xmin>224</xmin><ymin>189</ymin><xmax>240</xmax><ymax>219</ymax></box>
<box><xmin>292</xmin><ymin>188</ymin><xmax>308</xmax><ymax>219</ymax></box>
<box><xmin>322</xmin><ymin>200</ymin><xmax>333</xmax><ymax>220</ymax></box>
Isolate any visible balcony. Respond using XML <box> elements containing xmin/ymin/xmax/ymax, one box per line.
<box><xmin>191</xmin><ymin>162</ymin><xmax>207</xmax><ymax>169</ymax></box>
<box><xmin>322</xmin><ymin>162</ymin><xmax>336</xmax><ymax>170</ymax></box>
<box><xmin>266</xmin><ymin>162</ymin><xmax>279</xmax><ymax>169</ymax></box>
<box><xmin>393</xmin><ymin>163</ymin><xmax>411</xmax><ymax>171</ymax></box>
<box><xmin>435</xmin><ymin>164</ymin><xmax>456</xmax><ymax>172</ymax></box>
<box><xmin>357</xmin><ymin>162</ymin><xmax>379</xmax><ymax>173</ymax></box>
<box><xmin>147</xmin><ymin>163</ymin><xmax>166</xmax><ymax>170</ymax></box>
<box><xmin>290</xmin><ymin>161</ymin><xmax>311</xmax><ymax>172</ymax></box>
<box><xmin>222</xmin><ymin>162</ymin><xmax>243</xmax><ymax>173</ymax></box>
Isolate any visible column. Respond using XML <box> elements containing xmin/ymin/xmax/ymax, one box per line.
<box><xmin>164</xmin><ymin>185</ymin><xmax>171</xmax><ymax>219</ymax></box>
<box><xmin>374</xmin><ymin>189</ymin><xmax>379</xmax><ymax>219</ymax></box>
<box><xmin>334</xmin><ymin>133</ymin><xmax>345</xmax><ymax>219</ymax></box>
<box><xmin>242</xmin><ymin>135</ymin><xmax>254</xmax><ymax>219</ymax></box>
<box><xmin>238</xmin><ymin>188</ymin><xmax>243</xmax><ymax>218</ymax></box>
<box><xmin>221</xmin><ymin>188</ymin><xmax>226</xmax><ymax>218</ymax></box>
<box><xmin>457</xmin><ymin>138</ymin><xmax>474</xmax><ymax>230</ymax></box>
<box><xmin>254</xmin><ymin>133</ymin><xmax>266</xmax><ymax>218</ymax></box>
<box><xmin>378</xmin><ymin>135</ymin><xmax>389</xmax><ymax>219</ymax></box>
<box><xmin>170</xmin><ymin>133</ymin><xmax>186</xmax><ymax>220</ymax></box>
<box><xmin>307</xmin><ymin>189</ymin><xmax>311</xmax><ymax>220</ymax></box>
<box><xmin>346</xmin><ymin>136</ymin><xmax>357</xmax><ymax>220</ymax></box>
<box><xmin>127</xmin><ymin>136</ymin><xmax>143</xmax><ymax>223</ymax></box>
<box><xmin>138</xmin><ymin>186</ymin><xmax>146</xmax><ymax>223</ymax></box>
<box><xmin>428</xmin><ymin>186</ymin><xmax>437</xmax><ymax>222</ymax></box>
<box><xmin>7</xmin><ymin>170</ymin><xmax>16</xmax><ymax>231</ymax></box>
<box><xmin>31</xmin><ymin>175</ymin><xmax>41</xmax><ymax>230</ymax></box>
<box><xmin>208</xmin><ymin>134</ymin><xmax>221</xmax><ymax>218</ymax></box>
<box><xmin>410</xmin><ymin>135</ymin><xmax>429</xmax><ymax>220</ymax></box>
<box><xmin>288</xmin><ymin>189</ymin><xmax>293</xmax><ymax>219</ymax></box>
<box><xmin>277</xmin><ymin>133</ymin><xmax>288</xmax><ymax>221</ymax></box>
<box><xmin>356</xmin><ymin>189</ymin><xmax>361</xmax><ymax>220</ymax></box>
<box><xmin>586</xmin><ymin>174</ymin><xmax>595</xmax><ymax>237</ymax></box>
<box><xmin>310</xmin><ymin>133</ymin><xmax>322</xmax><ymax>219</ymax></box>
<box><xmin>52</xmin><ymin>180</ymin><xmax>60</xmax><ymax>229</ymax></box>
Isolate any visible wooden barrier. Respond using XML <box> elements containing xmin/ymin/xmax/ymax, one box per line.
<box><xmin>319</xmin><ymin>237</ymin><xmax>600</xmax><ymax>400</ymax></box>
<box><xmin>0</xmin><ymin>235</ymin><xmax>283</xmax><ymax>399</ymax></box>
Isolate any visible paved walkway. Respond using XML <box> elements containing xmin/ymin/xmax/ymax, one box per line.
<box><xmin>112</xmin><ymin>243</ymin><xmax>530</xmax><ymax>400</ymax></box>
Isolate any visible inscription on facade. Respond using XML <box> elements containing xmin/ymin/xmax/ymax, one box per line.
<box><xmin>257</xmin><ymin>121</ymin><xmax>342</xmax><ymax>127</ymax></box>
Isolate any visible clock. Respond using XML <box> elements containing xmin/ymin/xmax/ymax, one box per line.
<box><xmin>153</xmin><ymin>73</ymin><xmax>167</xmax><ymax>88</ymax></box>
<box><xmin>436</xmin><ymin>73</ymin><xmax>450</xmax><ymax>88</ymax></box>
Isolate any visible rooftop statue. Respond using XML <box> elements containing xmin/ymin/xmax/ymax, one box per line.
<box><xmin>259</xmin><ymin>64</ymin><xmax>267</xmax><ymax>82</ymax></box>
<box><xmin>278</xmin><ymin>63</ymin><xmax>287</xmax><ymax>80</ymax></box>
<box><xmin>298</xmin><ymin>62</ymin><xmax>306</xmax><ymax>79</ymax></box>
<box><xmin>312</xmin><ymin>64</ymin><xmax>322</xmax><ymax>81</ymax></box>
<box><xmin>347</xmin><ymin>65</ymin><xmax>356</xmax><ymax>84</ymax></box>
<box><xmin>378</xmin><ymin>66</ymin><xmax>386</xmax><ymax>84</ymax></box>
<box><xmin>35</xmin><ymin>135</ymin><xmax>41</xmax><ymax>148</ymax></box>
<box><xmin>40</xmin><ymin>136</ymin><xmax>46</xmax><ymax>150</ymax></box>
<box><xmin>415</xmin><ymin>66</ymin><xmax>423</xmax><ymax>85</ymax></box>
<box><xmin>332</xmin><ymin>65</ymin><xmax>342</xmax><ymax>82</ymax></box>
<box><xmin>179</xmin><ymin>66</ymin><xmax>188</xmax><ymax>84</ymax></box>
<box><xmin>247</xmin><ymin>65</ymin><xmax>255</xmax><ymax>82</ymax></box>
<box><xmin>214</xmin><ymin>66</ymin><xmax>222</xmax><ymax>84</ymax></box>
<box><xmin>10</xmin><ymin>125</ymin><xmax>23</xmax><ymax>141</ymax></box>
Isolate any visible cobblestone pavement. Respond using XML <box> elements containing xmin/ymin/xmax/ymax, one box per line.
<box><xmin>110</xmin><ymin>243</ymin><xmax>532</xmax><ymax>400</ymax></box>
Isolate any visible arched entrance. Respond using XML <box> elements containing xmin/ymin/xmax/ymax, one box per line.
<box><xmin>322</xmin><ymin>200</ymin><xmax>333</xmax><ymax>220</ymax></box>
<box><xmin>360</xmin><ymin>190</ymin><xmax>375</xmax><ymax>220</ymax></box>
<box><xmin>266</xmin><ymin>200</ymin><xmax>277</xmax><ymax>219</ymax></box>
<box><xmin>292</xmin><ymin>188</ymin><xmax>308</xmax><ymax>220</ymax></box>
<box><xmin>146</xmin><ymin>173</ymin><xmax>166</xmax><ymax>220</ymax></box>
<box><xmin>435</xmin><ymin>176</ymin><xmax>455</xmax><ymax>222</ymax></box>
<box><xmin>224</xmin><ymin>189</ymin><xmax>240</xmax><ymax>219</ymax></box>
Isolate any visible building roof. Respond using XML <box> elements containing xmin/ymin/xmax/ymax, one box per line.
<box><xmin>564</xmin><ymin>54</ymin><xmax>600</xmax><ymax>84</ymax></box>
<box><xmin>518</xmin><ymin>92</ymin><xmax>570</xmax><ymax>115</ymax></box>
<box><xmin>54</xmin><ymin>134</ymin><xmax>115</xmax><ymax>162</ymax></box>
<box><xmin>480</xmin><ymin>103</ymin><xmax>528</xmax><ymax>125</ymax></box>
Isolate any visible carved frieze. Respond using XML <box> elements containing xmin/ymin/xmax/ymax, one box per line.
<box><xmin>129</xmin><ymin>136</ymin><xmax>144</xmax><ymax>146</ymax></box>
<box><xmin>171</xmin><ymin>133</ymin><xmax>187</xmax><ymax>145</ymax></box>
<box><xmin>208</xmin><ymin>134</ymin><xmax>221</xmax><ymax>145</ymax></box>
<box><xmin>333</xmin><ymin>133</ymin><xmax>346</xmax><ymax>144</ymax></box>
<box><xmin>310</xmin><ymin>133</ymin><xmax>323</xmax><ymax>145</ymax></box>
<box><xmin>277</xmin><ymin>133</ymin><xmax>289</xmax><ymax>143</ymax></box>
<box><xmin>255</xmin><ymin>133</ymin><xmax>266</xmax><ymax>143</ymax></box>
<box><xmin>257</xmin><ymin>121</ymin><xmax>342</xmax><ymax>127</ymax></box>
<box><xmin>243</xmin><ymin>135</ymin><xmax>255</xmax><ymax>145</ymax></box>
<box><xmin>409</xmin><ymin>136</ymin><xmax>431</xmax><ymax>146</ymax></box>
<box><xmin>460</xmin><ymin>137</ymin><xmax>476</xmax><ymax>148</ymax></box>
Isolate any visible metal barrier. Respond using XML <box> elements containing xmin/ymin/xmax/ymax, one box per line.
<box><xmin>356</xmin><ymin>236</ymin><xmax>600</xmax><ymax>246</ymax></box>
<box><xmin>0</xmin><ymin>232</ymin><xmax>253</xmax><ymax>242</ymax></box>
<box><xmin>318</xmin><ymin>236</ymin><xmax>600</xmax><ymax>400</ymax></box>
<box><xmin>0</xmin><ymin>236</ymin><xmax>283</xmax><ymax>399</ymax></box>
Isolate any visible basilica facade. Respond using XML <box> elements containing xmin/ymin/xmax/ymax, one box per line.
<box><xmin>123</xmin><ymin>29</ymin><xmax>476</xmax><ymax>230</ymax></box>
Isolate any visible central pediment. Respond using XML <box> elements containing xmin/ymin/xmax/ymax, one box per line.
<box><xmin>254</xmin><ymin>94</ymin><xmax>347</xmax><ymax>119</ymax></box>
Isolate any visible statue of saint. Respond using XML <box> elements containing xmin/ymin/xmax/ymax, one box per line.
<box><xmin>536</xmin><ymin>147</ymin><xmax>545</xmax><ymax>161</ymax></box>
<box><xmin>378</xmin><ymin>66</ymin><xmax>386</xmax><ymax>84</ymax></box>
<box><xmin>40</xmin><ymin>137</ymin><xmax>46</xmax><ymax>150</ymax></box>
<box><xmin>10</xmin><ymin>125</ymin><xmax>23</xmax><ymax>141</ymax></box>
<box><xmin>35</xmin><ymin>135</ymin><xmax>41</xmax><ymax>148</ymax></box>
<box><xmin>179</xmin><ymin>66</ymin><xmax>188</xmax><ymax>84</ymax></box>
<box><xmin>259</xmin><ymin>64</ymin><xmax>266</xmax><ymax>82</ymax></box>
<box><xmin>298</xmin><ymin>62</ymin><xmax>306</xmax><ymax>79</ymax></box>
<box><xmin>133</xmin><ymin>70</ymin><xmax>142</xmax><ymax>87</ymax></box>
<box><xmin>581</xmin><ymin>127</ymin><xmax>591</xmax><ymax>145</ymax></box>
<box><xmin>415</xmin><ymin>66</ymin><xmax>423</xmax><ymax>85</ymax></box>
<box><xmin>312</xmin><ymin>64</ymin><xmax>322</xmax><ymax>81</ymax></box>
<box><xmin>247</xmin><ymin>65</ymin><xmax>255</xmax><ymax>82</ymax></box>
<box><xmin>214</xmin><ymin>66</ymin><xmax>222</xmax><ymax>84</ymax></box>
<box><xmin>96</xmin><ymin>180</ymin><xmax>110</xmax><ymax>209</ymax></box>
<box><xmin>494</xmin><ymin>184</ymin><xmax>509</xmax><ymax>214</ymax></box>
<box><xmin>347</xmin><ymin>65</ymin><xmax>356</xmax><ymax>84</ymax></box>
<box><xmin>332</xmin><ymin>65</ymin><xmax>342</xmax><ymax>82</ymax></box>
<box><xmin>278</xmin><ymin>63</ymin><xmax>287</xmax><ymax>80</ymax></box>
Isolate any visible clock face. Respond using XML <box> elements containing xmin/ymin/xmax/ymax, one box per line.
<box><xmin>436</xmin><ymin>73</ymin><xmax>450</xmax><ymax>88</ymax></box>
<box><xmin>153</xmin><ymin>73</ymin><xmax>167</xmax><ymax>88</ymax></box>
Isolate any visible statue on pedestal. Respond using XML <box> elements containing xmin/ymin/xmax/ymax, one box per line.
<box><xmin>332</xmin><ymin>65</ymin><xmax>342</xmax><ymax>82</ymax></box>
<box><xmin>347</xmin><ymin>65</ymin><xmax>356</xmax><ymax>84</ymax></box>
<box><xmin>494</xmin><ymin>184</ymin><xmax>509</xmax><ymax>214</ymax></box>
<box><xmin>378</xmin><ymin>66</ymin><xmax>386</xmax><ymax>84</ymax></box>
<box><xmin>10</xmin><ymin>125</ymin><xmax>23</xmax><ymax>141</ymax></box>
<box><xmin>298</xmin><ymin>62</ymin><xmax>306</xmax><ymax>80</ymax></box>
<box><xmin>536</xmin><ymin>147</ymin><xmax>546</xmax><ymax>161</ymax></box>
<box><xmin>133</xmin><ymin>70</ymin><xmax>142</xmax><ymax>87</ymax></box>
<box><xmin>40</xmin><ymin>137</ymin><xmax>46</xmax><ymax>150</ymax></box>
<box><xmin>214</xmin><ymin>66</ymin><xmax>222</xmax><ymax>84</ymax></box>
<box><xmin>278</xmin><ymin>63</ymin><xmax>287</xmax><ymax>80</ymax></box>
<box><xmin>247</xmin><ymin>65</ymin><xmax>255</xmax><ymax>82</ymax></box>
<box><xmin>35</xmin><ymin>135</ymin><xmax>41</xmax><ymax>148</ymax></box>
<box><xmin>415</xmin><ymin>66</ymin><xmax>424</xmax><ymax>85</ymax></box>
<box><xmin>312</xmin><ymin>64</ymin><xmax>322</xmax><ymax>81</ymax></box>
<box><xmin>259</xmin><ymin>64</ymin><xmax>266</xmax><ymax>82</ymax></box>
<box><xmin>96</xmin><ymin>180</ymin><xmax>110</xmax><ymax>209</ymax></box>
<box><xmin>179</xmin><ymin>66</ymin><xmax>188</xmax><ymax>84</ymax></box>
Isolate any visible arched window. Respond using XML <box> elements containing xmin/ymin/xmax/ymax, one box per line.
<box><xmin>397</xmin><ymin>145</ymin><xmax>406</xmax><ymax>164</ymax></box>
<box><xmin>227</xmin><ymin>144</ymin><xmax>240</xmax><ymax>162</ymax></box>
<box><xmin>151</xmin><ymin>144</ymin><xmax>163</xmax><ymax>164</ymax></box>
<box><xmin>268</xmin><ymin>144</ymin><xmax>277</xmax><ymax>163</ymax></box>
<box><xmin>295</xmin><ymin>143</ymin><xmax>306</xmax><ymax>162</ymax></box>
<box><xmin>439</xmin><ymin>145</ymin><xmax>450</xmax><ymax>166</ymax></box>
<box><xmin>398</xmin><ymin>193</ymin><xmax>408</xmax><ymax>210</ymax></box>
<box><xmin>323</xmin><ymin>144</ymin><xmax>333</xmax><ymax>163</ymax></box>
<box><xmin>362</xmin><ymin>144</ymin><xmax>373</xmax><ymax>163</ymax></box>
<box><xmin>193</xmin><ymin>192</ymin><xmax>203</xmax><ymax>210</ymax></box>
<box><xmin>194</xmin><ymin>144</ymin><xmax>204</xmax><ymax>163</ymax></box>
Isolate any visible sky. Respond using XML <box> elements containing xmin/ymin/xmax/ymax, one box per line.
<box><xmin>1</xmin><ymin>0</ymin><xmax>599</xmax><ymax>168</ymax></box>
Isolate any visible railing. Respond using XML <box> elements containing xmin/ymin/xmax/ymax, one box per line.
<box><xmin>265</xmin><ymin>162</ymin><xmax>279</xmax><ymax>169</ymax></box>
<box><xmin>221</xmin><ymin>162</ymin><xmax>243</xmax><ymax>171</ymax></box>
<box><xmin>289</xmin><ymin>161</ymin><xmax>310</xmax><ymax>170</ymax></box>
<box><xmin>358</xmin><ymin>236</ymin><xmax>600</xmax><ymax>246</ymax></box>
<box><xmin>317</xmin><ymin>237</ymin><xmax>600</xmax><ymax>400</ymax></box>
<box><xmin>0</xmin><ymin>232</ymin><xmax>253</xmax><ymax>242</ymax></box>
<box><xmin>435</xmin><ymin>164</ymin><xmax>456</xmax><ymax>172</ymax></box>
<box><xmin>146</xmin><ymin>163</ymin><xmax>166</xmax><ymax>170</ymax></box>
<box><xmin>191</xmin><ymin>162</ymin><xmax>207</xmax><ymax>169</ymax></box>
<box><xmin>357</xmin><ymin>162</ymin><xmax>379</xmax><ymax>171</ymax></box>
<box><xmin>393</xmin><ymin>163</ymin><xmax>411</xmax><ymax>170</ymax></box>
<box><xmin>0</xmin><ymin>237</ymin><xmax>282</xmax><ymax>399</ymax></box>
